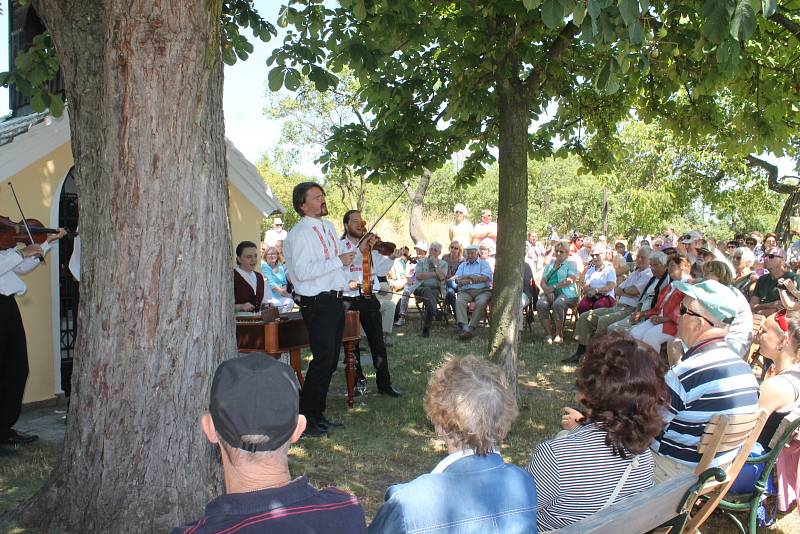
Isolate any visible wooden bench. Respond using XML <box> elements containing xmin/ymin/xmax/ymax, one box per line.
<box><xmin>554</xmin><ymin>468</ymin><xmax>725</xmax><ymax>533</ymax></box>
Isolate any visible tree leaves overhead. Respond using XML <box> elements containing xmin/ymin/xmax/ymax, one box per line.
<box><xmin>267</xmin><ymin>0</ymin><xmax>798</xmax><ymax>185</ymax></box>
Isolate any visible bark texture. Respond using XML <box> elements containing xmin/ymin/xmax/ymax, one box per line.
<box><xmin>19</xmin><ymin>1</ymin><xmax>231</xmax><ymax>531</ymax></box>
<box><xmin>408</xmin><ymin>168</ymin><xmax>431</xmax><ymax>244</ymax></box>
<box><xmin>489</xmin><ymin>68</ymin><xmax>528</xmax><ymax>394</ymax></box>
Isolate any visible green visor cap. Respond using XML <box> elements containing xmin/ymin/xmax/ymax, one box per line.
<box><xmin>672</xmin><ymin>280</ymin><xmax>737</xmax><ymax>325</ymax></box>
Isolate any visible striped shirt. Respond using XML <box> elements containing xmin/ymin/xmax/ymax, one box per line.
<box><xmin>171</xmin><ymin>477</ymin><xmax>366</xmax><ymax>533</ymax></box>
<box><xmin>527</xmin><ymin>424</ymin><xmax>654</xmax><ymax>531</ymax></box>
<box><xmin>652</xmin><ymin>337</ymin><xmax>760</xmax><ymax>468</ymax></box>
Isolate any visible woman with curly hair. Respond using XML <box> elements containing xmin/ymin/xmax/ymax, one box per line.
<box><xmin>527</xmin><ymin>333</ymin><xmax>668</xmax><ymax>531</ymax></box>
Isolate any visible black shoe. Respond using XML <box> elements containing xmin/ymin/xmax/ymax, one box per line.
<box><xmin>561</xmin><ymin>352</ymin><xmax>582</xmax><ymax>364</ymax></box>
<box><xmin>302</xmin><ymin>422</ymin><xmax>328</xmax><ymax>438</ymax></box>
<box><xmin>319</xmin><ymin>415</ymin><xmax>343</xmax><ymax>429</ymax></box>
<box><xmin>0</xmin><ymin>446</ymin><xmax>17</xmax><ymax>456</ymax></box>
<box><xmin>377</xmin><ymin>385</ymin><xmax>402</xmax><ymax>397</ymax></box>
<box><xmin>420</xmin><ymin>327</ymin><xmax>430</xmax><ymax>338</ymax></box>
<box><xmin>0</xmin><ymin>429</ymin><xmax>38</xmax><ymax>445</ymax></box>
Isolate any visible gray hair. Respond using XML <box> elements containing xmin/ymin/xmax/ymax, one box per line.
<box><xmin>425</xmin><ymin>355</ymin><xmax>518</xmax><ymax>455</ymax></box>
<box><xmin>735</xmin><ymin>246</ymin><xmax>755</xmax><ymax>265</ymax></box>
<box><xmin>429</xmin><ymin>241</ymin><xmax>443</xmax><ymax>251</ymax></box>
<box><xmin>636</xmin><ymin>246</ymin><xmax>652</xmax><ymax>259</ymax></box>
<box><xmin>649</xmin><ymin>250</ymin><xmax>668</xmax><ymax>266</ymax></box>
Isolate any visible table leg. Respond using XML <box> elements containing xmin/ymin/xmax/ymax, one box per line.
<box><xmin>290</xmin><ymin>349</ymin><xmax>304</xmax><ymax>386</ymax></box>
<box><xmin>343</xmin><ymin>340</ymin><xmax>357</xmax><ymax>408</ymax></box>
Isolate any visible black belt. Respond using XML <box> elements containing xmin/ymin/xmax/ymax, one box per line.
<box><xmin>294</xmin><ymin>290</ymin><xmax>343</xmax><ymax>304</ymax></box>
<box><xmin>343</xmin><ymin>294</ymin><xmax>375</xmax><ymax>302</ymax></box>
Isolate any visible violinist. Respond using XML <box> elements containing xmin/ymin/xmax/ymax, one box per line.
<box><xmin>1</xmin><ymin>228</ymin><xmax>66</xmax><ymax>450</ymax></box>
<box><xmin>283</xmin><ymin>183</ymin><xmax>355</xmax><ymax>438</ymax></box>
<box><xmin>340</xmin><ymin>210</ymin><xmax>401</xmax><ymax>398</ymax></box>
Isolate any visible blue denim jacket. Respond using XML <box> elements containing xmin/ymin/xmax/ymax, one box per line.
<box><xmin>368</xmin><ymin>453</ymin><xmax>538</xmax><ymax>534</ymax></box>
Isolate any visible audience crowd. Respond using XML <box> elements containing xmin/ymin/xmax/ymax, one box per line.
<box><xmin>201</xmin><ymin>209</ymin><xmax>800</xmax><ymax>532</ymax></box>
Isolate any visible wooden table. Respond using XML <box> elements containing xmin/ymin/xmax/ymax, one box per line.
<box><xmin>236</xmin><ymin>310</ymin><xmax>362</xmax><ymax>407</ymax></box>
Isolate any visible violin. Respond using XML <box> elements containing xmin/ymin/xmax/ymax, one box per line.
<box><xmin>0</xmin><ymin>216</ymin><xmax>70</xmax><ymax>249</ymax></box>
<box><xmin>357</xmin><ymin>220</ymin><xmax>398</xmax><ymax>298</ymax></box>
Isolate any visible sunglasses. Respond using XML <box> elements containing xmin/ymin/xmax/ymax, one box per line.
<box><xmin>591</xmin><ymin>253</ymin><xmax>602</xmax><ymax>257</ymax></box>
<box><xmin>679</xmin><ymin>304</ymin><xmax>714</xmax><ymax>325</ymax></box>
<box><xmin>556</xmin><ymin>249</ymin><xmax>568</xmax><ymax>254</ymax></box>
<box><xmin>733</xmin><ymin>256</ymin><xmax>742</xmax><ymax>260</ymax></box>
<box><xmin>767</xmin><ymin>254</ymin><xmax>784</xmax><ymax>259</ymax></box>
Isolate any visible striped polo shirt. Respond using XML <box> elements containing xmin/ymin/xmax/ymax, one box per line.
<box><xmin>651</xmin><ymin>337</ymin><xmax>760</xmax><ymax>467</ymax></box>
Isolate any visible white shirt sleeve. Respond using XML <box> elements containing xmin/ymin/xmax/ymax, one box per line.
<box><xmin>13</xmin><ymin>241</ymin><xmax>51</xmax><ymax>275</ymax></box>
<box><xmin>284</xmin><ymin>221</ymin><xmax>343</xmax><ymax>282</ymax></box>
<box><xmin>0</xmin><ymin>248</ymin><xmax>24</xmax><ymax>276</ymax></box>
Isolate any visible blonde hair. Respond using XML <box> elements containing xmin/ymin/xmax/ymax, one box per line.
<box><xmin>701</xmin><ymin>260</ymin><xmax>733</xmax><ymax>285</ymax></box>
<box><xmin>424</xmin><ymin>355</ymin><xmax>518</xmax><ymax>455</ymax></box>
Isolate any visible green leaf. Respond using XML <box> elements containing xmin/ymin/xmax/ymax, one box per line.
<box><xmin>573</xmin><ymin>2</ymin><xmax>587</xmax><ymax>26</ymax></box>
<box><xmin>716</xmin><ymin>37</ymin><xmax>742</xmax><ymax>73</ymax></box>
<box><xmin>353</xmin><ymin>0</ymin><xmax>367</xmax><ymax>20</ymax></box>
<box><xmin>701</xmin><ymin>0</ymin><xmax>735</xmax><ymax>44</ymax></box>
<box><xmin>284</xmin><ymin>68</ymin><xmax>302</xmax><ymax>91</ymax></box>
<box><xmin>48</xmin><ymin>92</ymin><xmax>64</xmax><ymax>117</ymax></box>
<box><xmin>523</xmin><ymin>0</ymin><xmax>543</xmax><ymax>10</ymax></box>
<box><xmin>730</xmin><ymin>0</ymin><xmax>756</xmax><ymax>41</ymax></box>
<box><xmin>618</xmin><ymin>0</ymin><xmax>640</xmax><ymax>27</ymax></box>
<box><xmin>639</xmin><ymin>0</ymin><xmax>650</xmax><ymax>12</ymax></box>
<box><xmin>588</xmin><ymin>0</ymin><xmax>603</xmax><ymax>19</ymax></box>
<box><xmin>762</xmin><ymin>0</ymin><xmax>776</xmax><ymax>17</ymax></box>
<box><xmin>30</xmin><ymin>91</ymin><xmax>47</xmax><ymax>112</ymax></box>
<box><xmin>268</xmin><ymin>67</ymin><xmax>285</xmax><ymax>92</ymax></box>
<box><xmin>628</xmin><ymin>19</ymin><xmax>644</xmax><ymax>43</ymax></box>
<box><xmin>277</xmin><ymin>6</ymin><xmax>289</xmax><ymax>28</ymax></box>
<box><xmin>542</xmin><ymin>0</ymin><xmax>565</xmax><ymax>29</ymax></box>
<box><xmin>595</xmin><ymin>56</ymin><xmax>620</xmax><ymax>94</ymax></box>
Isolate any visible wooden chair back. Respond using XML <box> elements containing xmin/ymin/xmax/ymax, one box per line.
<box><xmin>746</xmin><ymin>313</ymin><xmax>766</xmax><ymax>370</ymax></box>
<box><xmin>685</xmin><ymin>408</ymin><xmax>770</xmax><ymax>533</ymax></box>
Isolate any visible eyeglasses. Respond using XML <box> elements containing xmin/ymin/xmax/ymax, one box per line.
<box><xmin>680</xmin><ymin>304</ymin><xmax>714</xmax><ymax>325</ymax></box>
<box><xmin>767</xmin><ymin>254</ymin><xmax>784</xmax><ymax>259</ymax></box>
<box><xmin>556</xmin><ymin>249</ymin><xmax>568</xmax><ymax>254</ymax></box>
<box><xmin>733</xmin><ymin>256</ymin><xmax>742</xmax><ymax>260</ymax></box>
<box><xmin>591</xmin><ymin>253</ymin><xmax>601</xmax><ymax>257</ymax></box>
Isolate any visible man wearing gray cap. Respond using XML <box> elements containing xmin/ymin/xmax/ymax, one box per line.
<box><xmin>173</xmin><ymin>355</ymin><xmax>366</xmax><ymax>533</ymax></box>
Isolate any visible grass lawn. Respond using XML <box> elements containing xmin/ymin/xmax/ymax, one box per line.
<box><xmin>2</xmin><ymin>314</ymin><xmax>799</xmax><ymax>532</ymax></box>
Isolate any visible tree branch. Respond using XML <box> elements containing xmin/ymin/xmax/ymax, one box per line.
<box><xmin>523</xmin><ymin>22</ymin><xmax>580</xmax><ymax>97</ymax></box>
<box><xmin>772</xmin><ymin>10</ymin><xmax>800</xmax><ymax>41</ymax></box>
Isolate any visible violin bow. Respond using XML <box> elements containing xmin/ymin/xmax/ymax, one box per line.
<box><xmin>8</xmin><ymin>181</ymin><xmax>45</xmax><ymax>264</ymax></box>
<box><xmin>356</xmin><ymin>181</ymin><xmax>412</xmax><ymax>248</ymax></box>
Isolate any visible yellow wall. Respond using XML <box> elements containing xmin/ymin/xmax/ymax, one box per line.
<box><xmin>5</xmin><ymin>142</ymin><xmax>266</xmax><ymax>404</ymax></box>
<box><xmin>1</xmin><ymin>142</ymin><xmax>73</xmax><ymax>403</ymax></box>
<box><xmin>228</xmin><ymin>184</ymin><xmax>265</xmax><ymax>259</ymax></box>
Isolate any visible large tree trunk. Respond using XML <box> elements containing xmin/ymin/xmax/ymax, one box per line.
<box><xmin>408</xmin><ymin>168</ymin><xmax>431</xmax><ymax>244</ymax></box>
<box><xmin>17</xmin><ymin>1</ymin><xmax>231</xmax><ymax>531</ymax></box>
<box><xmin>489</xmin><ymin>69</ymin><xmax>528</xmax><ymax>394</ymax></box>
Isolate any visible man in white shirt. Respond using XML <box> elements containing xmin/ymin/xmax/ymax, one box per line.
<box><xmin>264</xmin><ymin>217</ymin><xmax>288</xmax><ymax>247</ymax></box>
<box><xmin>284</xmin><ymin>183</ymin><xmax>356</xmax><ymax>438</ymax></box>
<box><xmin>566</xmin><ymin>246</ymin><xmax>653</xmax><ymax>363</ymax></box>
<box><xmin>339</xmin><ymin>210</ymin><xmax>401</xmax><ymax>398</ymax></box>
<box><xmin>472</xmin><ymin>209</ymin><xmax>497</xmax><ymax>245</ymax></box>
<box><xmin>1</xmin><ymin>229</ymin><xmax>66</xmax><ymax>451</ymax></box>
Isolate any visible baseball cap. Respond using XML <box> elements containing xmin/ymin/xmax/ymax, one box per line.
<box><xmin>681</xmin><ymin>230</ymin><xmax>703</xmax><ymax>244</ymax></box>
<box><xmin>210</xmin><ymin>354</ymin><xmax>299</xmax><ymax>452</ymax></box>
<box><xmin>453</xmin><ymin>203</ymin><xmax>468</xmax><ymax>214</ymax></box>
<box><xmin>464</xmin><ymin>243</ymin><xmax>479</xmax><ymax>251</ymax></box>
<box><xmin>414</xmin><ymin>241</ymin><xmax>429</xmax><ymax>252</ymax></box>
<box><xmin>274</xmin><ymin>217</ymin><xmax>283</xmax><ymax>225</ymax></box>
<box><xmin>672</xmin><ymin>280</ymin><xmax>737</xmax><ymax>325</ymax></box>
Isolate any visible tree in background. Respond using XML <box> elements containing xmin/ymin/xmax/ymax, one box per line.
<box><xmin>268</xmin><ymin>0</ymin><xmax>798</xmax><ymax>391</ymax></box>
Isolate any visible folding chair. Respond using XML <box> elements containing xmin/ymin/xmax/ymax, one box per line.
<box><xmin>683</xmin><ymin>408</ymin><xmax>770</xmax><ymax>533</ymax></box>
<box><xmin>715</xmin><ymin>410</ymin><xmax>800</xmax><ymax>534</ymax></box>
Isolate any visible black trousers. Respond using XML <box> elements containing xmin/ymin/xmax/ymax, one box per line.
<box><xmin>0</xmin><ymin>294</ymin><xmax>28</xmax><ymax>435</ymax></box>
<box><xmin>298</xmin><ymin>293</ymin><xmax>345</xmax><ymax>423</ymax></box>
<box><xmin>344</xmin><ymin>296</ymin><xmax>391</xmax><ymax>390</ymax></box>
